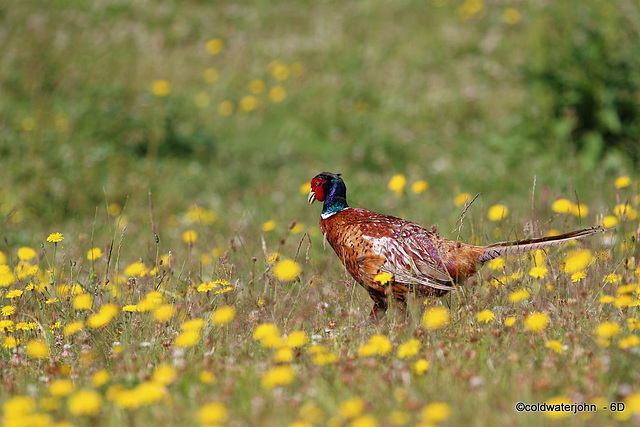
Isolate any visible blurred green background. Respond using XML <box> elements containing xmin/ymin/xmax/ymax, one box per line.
<box><xmin>1</xmin><ymin>0</ymin><xmax>639</xmax><ymax>252</ymax></box>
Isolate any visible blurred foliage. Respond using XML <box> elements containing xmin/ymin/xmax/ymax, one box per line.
<box><xmin>525</xmin><ymin>0</ymin><xmax>640</xmax><ymax>168</ymax></box>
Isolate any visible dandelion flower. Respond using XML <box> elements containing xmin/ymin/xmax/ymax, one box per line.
<box><xmin>503</xmin><ymin>7</ymin><xmax>521</xmax><ymax>24</ymax></box>
<box><xmin>262</xmin><ymin>220</ymin><xmax>276</xmax><ymax>232</ymax></box>
<box><xmin>253</xmin><ymin>323</ymin><xmax>279</xmax><ymax>341</ymax></box>
<box><xmin>285</xmin><ymin>330</ymin><xmax>308</xmax><ymax>348</ymax></box>
<box><xmin>182</xmin><ymin>230</ymin><xmax>198</xmax><ymax>244</ymax></box>
<box><xmin>422</xmin><ymin>306</ymin><xmax>450</xmax><ymax>330</ymax></box>
<box><xmin>73</xmin><ymin>294</ymin><xmax>93</xmax><ymax>310</ymax></box>
<box><xmin>618</xmin><ymin>335</ymin><xmax>640</xmax><ymax>349</ymax></box>
<box><xmin>152</xmin><ymin>364</ymin><xmax>177</xmax><ymax>385</ymax></box>
<box><xmin>64</xmin><ymin>321</ymin><xmax>84</xmax><ymax>336</ymax></box>
<box><xmin>476</xmin><ymin>309</ymin><xmax>495</xmax><ymax>323</ymax></box>
<box><xmin>67</xmin><ymin>389</ymin><xmax>102</xmax><ymax>416</ymax></box>
<box><xmin>268</xmin><ymin>86</ymin><xmax>286</xmax><ymax>103</ymax></box>
<box><xmin>504</xmin><ymin>317</ymin><xmax>516</xmax><ymax>327</ymax></box>
<box><xmin>373</xmin><ymin>272</ymin><xmax>393</xmax><ymax>285</ymax></box>
<box><xmin>49</xmin><ymin>379</ymin><xmax>74</xmax><ymax>397</ymax></box>
<box><xmin>421</xmin><ymin>402</ymin><xmax>451</xmax><ymax>423</ymax></box>
<box><xmin>359</xmin><ymin>335</ymin><xmax>392</xmax><ymax>357</ymax></box>
<box><xmin>261</xmin><ymin>365</ymin><xmax>295</xmax><ymax>390</ymax></box>
<box><xmin>124</xmin><ymin>261</ymin><xmax>147</xmax><ymax>277</ymax></box>
<box><xmin>614</xmin><ymin>176</ymin><xmax>631</xmax><ymax>189</ymax></box>
<box><xmin>199</xmin><ymin>371</ymin><xmax>216</xmax><ymax>384</ymax></box>
<box><xmin>218</xmin><ymin>100</ymin><xmax>234</xmax><ymax>116</ymax></box>
<box><xmin>411</xmin><ymin>180</ymin><xmax>428</xmax><ymax>194</ymax></box>
<box><xmin>544</xmin><ymin>396</ymin><xmax>573</xmax><ymax>419</ymax></box>
<box><xmin>388</xmin><ymin>174</ymin><xmax>406</xmax><ymax>197</ymax></box>
<box><xmin>211</xmin><ymin>306</ymin><xmax>236</xmax><ymax>325</ymax></box>
<box><xmin>153</xmin><ymin>304</ymin><xmax>175</xmax><ymax>322</ymax></box>
<box><xmin>92</xmin><ymin>370</ymin><xmax>110</xmax><ymax>387</ymax></box>
<box><xmin>595</xmin><ymin>321</ymin><xmax>621</xmax><ymax>339</ymax></box>
<box><xmin>551</xmin><ymin>199</ymin><xmax>575</xmax><ymax>214</ymax></box>
<box><xmin>488</xmin><ymin>204</ymin><xmax>508</xmax><ymax>221</ymax></box>
<box><xmin>240</xmin><ymin>95</ymin><xmax>258</xmax><ymax>112</ymax></box>
<box><xmin>198</xmin><ymin>402</ymin><xmax>228</xmax><ymax>424</ymax></box>
<box><xmin>87</xmin><ymin>248</ymin><xmax>103</xmax><ymax>261</ymax></box>
<box><xmin>25</xmin><ymin>339</ymin><xmax>49</xmax><ymax>359</ymax></box>
<box><xmin>17</xmin><ymin>247</ymin><xmax>36</xmax><ymax>261</ymax></box>
<box><xmin>150</xmin><ymin>80</ymin><xmax>171</xmax><ymax>97</ymax></box>
<box><xmin>205</xmin><ymin>38</ymin><xmax>224</xmax><ymax>55</ymax></box>
<box><xmin>454</xmin><ymin>193</ymin><xmax>472</xmax><ymax>207</ymax></box>
<box><xmin>338</xmin><ymin>397</ymin><xmax>364</xmax><ymax>419</ymax></box>
<box><xmin>397</xmin><ymin>338</ymin><xmax>420</xmax><ymax>359</ymax></box>
<box><xmin>46</xmin><ymin>232</ymin><xmax>64</xmax><ymax>243</ymax></box>
<box><xmin>248</xmin><ymin>79</ymin><xmax>266</xmax><ymax>94</ymax></box>
<box><xmin>571</xmin><ymin>271</ymin><xmax>587</xmax><ymax>282</ymax></box>
<box><xmin>181</xmin><ymin>318</ymin><xmax>205</xmax><ymax>331</ymax></box>
<box><xmin>563</xmin><ymin>249</ymin><xmax>594</xmax><ymax>274</ymax></box>
<box><xmin>413</xmin><ymin>359</ymin><xmax>430</xmax><ymax>375</ymax></box>
<box><xmin>488</xmin><ymin>258</ymin><xmax>505</xmax><ymax>271</ymax></box>
<box><xmin>273</xmin><ymin>259</ymin><xmax>302</xmax><ymax>281</ymax></box>
<box><xmin>1</xmin><ymin>305</ymin><xmax>15</xmax><ymax>316</ymax></box>
<box><xmin>524</xmin><ymin>312</ymin><xmax>549</xmax><ymax>332</ymax></box>
<box><xmin>545</xmin><ymin>340</ymin><xmax>563</xmax><ymax>354</ymax></box>
<box><xmin>529</xmin><ymin>266</ymin><xmax>548</xmax><ymax>279</ymax></box>
<box><xmin>175</xmin><ymin>330</ymin><xmax>201</xmax><ymax>348</ymax></box>
<box><xmin>2</xmin><ymin>336</ymin><xmax>17</xmax><ymax>349</ymax></box>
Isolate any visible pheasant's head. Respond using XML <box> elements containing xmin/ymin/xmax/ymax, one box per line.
<box><xmin>308</xmin><ymin>172</ymin><xmax>348</xmax><ymax>214</ymax></box>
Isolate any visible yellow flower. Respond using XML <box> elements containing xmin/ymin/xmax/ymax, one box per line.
<box><xmin>261</xmin><ymin>365</ymin><xmax>295</xmax><ymax>390</ymax></box>
<box><xmin>618</xmin><ymin>335</ymin><xmax>640</xmax><ymax>349</ymax></box>
<box><xmin>64</xmin><ymin>321</ymin><xmax>84</xmax><ymax>336</ymax></box>
<box><xmin>551</xmin><ymin>199</ymin><xmax>575</xmax><ymax>214</ymax></box>
<box><xmin>529</xmin><ymin>266</ymin><xmax>548</xmax><ymax>279</ymax></box>
<box><xmin>603</xmin><ymin>273</ymin><xmax>622</xmax><ymax>284</ymax></box>
<box><xmin>269</xmin><ymin>86</ymin><xmax>286</xmax><ymax>103</ymax></box>
<box><xmin>285</xmin><ymin>330</ymin><xmax>309</xmax><ymax>348</ymax></box>
<box><xmin>218</xmin><ymin>100</ymin><xmax>234</xmax><ymax>116</ymax></box>
<box><xmin>508</xmin><ymin>289</ymin><xmax>530</xmax><ymax>303</ymax></box>
<box><xmin>413</xmin><ymin>359</ymin><xmax>430</xmax><ymax>375</ymax></box>
<box><xmin>240</xmin><ymin>95</ymin><xmax>258</xmax><ymax>112</ymax></box>
<box><xmin>182</xmin><ymin>230</ymin><xmax>198</xmax><ymax>244</ymax></box>
<box><xmin>411</xmin><ymin>180</ymin><xmax>429</xmax><ymax>194</ymax></box>
<box><xmin>502</xmin><ymin>7</ymin><xmax>521</xmax><ymax>24</ymax></box>
<box><xmin>487</xmin><ymin>204</ymin><xmax>509</xmax><ymax>221</ymax></box>
<box><xmin>545</xmin><ymin>340</ymin><xmax>563</xmax><ymax>354</ymax></box>
<box><xmin>421</xmin><ymin>402</ymin><xmax>451</xmax><ymax>423</ymax></box>
<box><xmin>87</xmin><ymin>304</ymin><xmax>118</xmax><ymax>329</ymax></box>
<box><xmin>122</xmin><ymin>304</ymin><xmax>138</xmax><ymax>312</ymax></box>
<box><xmin>49</xmin><ymin>379</ymin><xmax>74</xmax><ymax>397</ymax></box>
<box><xmin>2</xmin><ymin>336</ymin><xmax>17</xmax><ymax>349</ymax></box>
<box><xmin>397</xmin><ymin>338</ymin><xmax>421</xmax><ymax>359</ymax></box>
<box><xmin>602</xmin><ymin>215</ymin><xmax>618</xmax><ymax>228</ymax></box>
<box><xmin>273</xmin><ymin>259</ymin><xmax>302</xmax><ymax>280</ymax></box>
<box><xmin>387</xmin><ymin>174</ymin><xmax>406</xmax><ymax>197</ymax></box>
<box><xmin>270</xmin><ymin>62</ymin><xmax>290</xmax><ymax>81</ymax></box>
<box><xmin>6</xmin><ymin>290</ymin><xmax>22</xmax><ymax>299</ymax></box>
<box><xmin>68</xmin><ymin>389</ymin><xmax>102</xmax><ymax>416</ymax></box>
<box><xmin>359</xmin><ymin>334</ymin><xmax>392</xmax><ymax>357</ymax></box>
<box><xmin>73</xmin><ymin>293</ymin><xmax>93</xmax><ymax>310</ymax></box>
<box><xmin>628</xmin><ymin>318</ymin><xmax>639</xmax><ymax>331</ymax></box>
<box><xmin>205</xmin><ymin>38</ymin><xmax>224</xmax><ymax>55</ymax></box>
<box><xmin>563</xmin><ymin>249</ymin><xmax>594</xmax><ymax>274</ymax></box>
<box><xmin>599</xmin><ymin>295</ymin><xmax>615</xmax><ymax>304</ymax></box>
<box><xmin>349</xmin><ymin>415</ymin><xmax>377</xmax><ymax>427</ymax></box>
<box><xmin>614</xmin><ymin>294</ymin><xmax>634</xmax><ymax>308</ymax></box>
<box><xmin>253</xmin><ymin>323</ymin><xmax>279</xmax><ymax>341</ymax></box>
<box><xmin>181</xmin><ymin>318</ymin><xmax>205</xmax><ymax>331</ymax></box>
<box><xmin>275</xmin><ymin>347</ymin><xmax>294</xmax><ymax>363</ymax></box>
<box><xmin>25</xmin><ymin>339</ymin><xmax>49</xmax><ymax>359</ymax></box>
<box><xmin>262</xmin><ymin>220</ymin><xmax>276</xmax><ymax>232</ymax></box>
<box><xmin>248</xmin><ymin>79</ymin><xmax>266</xmax><ymax>94</ymax></box>
<box><xmin>175</xmin><ymin>330</ymin><xmax>201</xmax><ymax>348</ymax></box>
<box><xmin>613</xmin><ymin>203</ymin><xmax>638</xmax><ymax>220</ymax></box>
<box><xmin>373</xmin><ymin>272</ymin><xmax>393</xmax><ymax>285</ymax></box>
<box><xmin>87</xmin><ymin>248</ymin><xmax>103</xmax><ymax>261</ymax></box>
<box><xmin>422</xmin><ymin>306</ymin><xmax>450</xmax><ymax>330</ymax></box>
<box><xmin>152</xmin><ymin>364</ymin><xmax>177</xmax><ymax>385</ymax></box>
<box><xmin>150</xmin><ymin>80</ymin><xmax>171</xmax><ymax>97</ymax></box>
<box><xmin>614</xmin><ymin>175</ymin><xmax>631</xmax><ymax>189</ymax></box>
<box><xmin>92</xmin><ymin>370</ymin><xmax>110</xmax><ymax>387</ymax></box>
<box><xmin>339</xmin><ymin>397</ymin><xmax>364</xmax><ymax>419</ymax></box>
<box><xmin>488</xmin><ymin>258</ymin><xmax>505</xmax><ymax>271</ymax></box>
<box><xmin>0</xmin><ymin>265</ymin><xmax>15</xmax><ymax>287</ymax></box>
<box><xmin>211</xmin><ymin>306</ymin><xmax>236</xmax><ymax>325</ymax></box>
<box><xmin>312</xmin><ymin>352</ymin><xmax>339</xmax><ymax>365</ymax></box>
<box><xmin>3</xmin><ymin>395</ymin><xmax>36</xmax><ymax>418</ymax></box>
<box><xmin>124</xmin><ymin>261</ymin><xmax>147</xmax><ymax>277</ymax></box>
<box><xmin>153</xmin><ymin>304</ymin><xmax>175</xmax><ymax>322</ymax></box>
<box><xmin>595</xmin><ymin>321</ymin><xmax>621</xmax><ymax>339</ymax></box>
<box><xmin>198</xmin><ymin>402</ymin><xmax>228</xmax><ymax>424</ymax></box>
<box><xmin>46</xmin><ymin>232</ymin><xmax>64</xmax><ymax>243</ymax></box>
<box><xmin>17</xmin><ymin>247</ymin><xmax>36</xmax><ymax>261</ymax></box>
<box><xmin>544</xmin><ymin>396</ymin><xmax>573</xmax><ymax>419</ymax></box>
<box><xmin>476</xmin><ymin>309</ymin><xmax>495</xmax><ymax>323</ymax></box>
<box><xmin>571</xmin><ymin>271</ymin><xmax>587</xmax><ymax>282</ymax></box>
<box><xmin>199</xmin><ymin>371</ymin><xmax>216</xmax><ymax>384</ymax></box>
<box><xmin>1</xmin><ymin>305</ymin><xmax>15</xmax><ymax>316</ymax></box>
<box><xmin>524</xmin><ymin>312</ymin><xmax>549</xmax><ymax>332</ymax></box>
<box><xmin>454</xmin><ymin>193</ymin><xmax>472</xmax><ymax>207</ymax></box>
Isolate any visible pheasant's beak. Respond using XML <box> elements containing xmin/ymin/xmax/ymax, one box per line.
<box><xmin>308</xmin><ymin>189</ymin><xmax>317</xmax><ymax>205</ymax></box>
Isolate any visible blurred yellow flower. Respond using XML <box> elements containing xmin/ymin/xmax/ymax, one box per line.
<box><xmin>571</xmin><ymin>271</ymin><xmax>586</xmax><ymax>282</ymax></box>
<box><xmin>599</xmin><ymin>295</ymin><xmax>615</xmax><ymax>304</ymax></box>
<box><xmin>2</xmin><ymin>336</ymin><xmax>17</xmax><ymax>349</ymax></box>
<box><xmin>240</xmin><ymin>95</ymin><xmax>258</xmax><ymax>112</ymax></box>
<box><xmin>614</xmin><ymin>295</ymin><xmax>634</xmax><ymax>308</ymax></box>
<box><xmin>422</xmin><ymin>306</ymin><xmax>450</xmax><ymax>330</ymax></box>
<box><xmin>563</xmin><ymin>249</ymin><xmax>594</xmax><ymax>274</ymax></box>
<box><xmin>503</xmin><ymin>7</ymin><xmax>521</xmax><ymax>25</ymax></box>
<box><xmin>595</xmin><ymin>321</ymin><xmax>621</xmax><ymax>339</ymax></box>
<box><xmin>25</xmin><ymin>339</ymin><xmax>49</xmax><ymax>359</ymax></box>
<box><xmin>46</xmin><ymin>232</ymin><xmax>64</xmax><ymax>243</ymax></box>
<box><xmin>73</xmin><ymin>293</ymin><xmax>93</xmax><ymax>310</ymax></box>
<box><xmin>150</xmin><ymin>80</ymin><xmax>171</xmax><ymax>97</ymax></box>
<box><xmin>454</xmin><ymin>193</ymin><xmax>472</xmax><ymax>207</ymax></box>
<box><xmin>421</xmin><ymin>402</ymin><xmax>451</xmax><ymax>423</ymax></box>
<box><xmin>198</xmin><ymin>402</ymin><xmax>228</xmax><ymax>424</ymax></box>
<box><xmin>339</xmin><ymin>397</ymin><xmax>364</xmax><ymax>419</ymax></box>
<box><xmin>614</xmin><ymin>175</ymin><xmax>631</xmax><ymax>189</ymax></box>
<box><xmin>195</xmin><ymin>92</ymin><xmax>210</xmax><ymax>108</ymax></box>
<box><xmin>262</xmin><ymin>220</ymin><xmax>276</xmax><ymax>232</ymax></box>
<box><xmin>218</xmin><ymin>100</ymin><xmax>234</xmax><ymax>116</ymax></box>
<box><xmin>211</xmin><ymin>305</ymin><xmax>236</xmax><ymax>325</ymax></box>
<box><xmin>199</xmin><ymin>371</ymin><xmax>216</xmax><ymax>384</ymax></box>
<box><xmin>504</xmin><ymin>317</ymin><xmax>516</xmax><ymax>327</ymax></box>
<box><xmin>273</xmin><ymin>259</ymin><xmax>302</xmax><ymax>280</ymax></box>
<box><xmin>373</xmin><ymin>272</ymin><xmax>393</xmax><ymax>285</ymax></box>
<box><xmin>86</xmin><ymin>247</ymin><xmax>103</xmax><ymax>261</ymax></box>
<box><xmin>275</xmin><ymin>347</ymin><xmax>294</xmax><ymax>363</ymax></box>
<box><xmin>476</xmin><ymin>309</ymin><xmax>495</xmax><ymax>323</ymax></box>
<box><xmin>68</xmin><ymin>389</ymin><xmax>102</xmax><ymax>416</ymax></box>
<box><xmin>359</xmin><ymin>334</ymin><xmax>392</xmax><ymax>357</ymax></box>
<box><xmin>488</xmin><ymin>258</ymin><xmax>505</xmax><ymax>271</ymax></box>
<box><xmin>261</xmin><ymin>365</ymin><xmax>295</xmax><ymax>390</ymax></box>
<box><xmin>205</xmin><ymin>38</ymin><xmax>224</xmax><ymax>55</ymax></box>
<box><xmin>92</xmin><ymin>370</ymin><xmax>110</xmax><ymax>387</ymax></box>
<box><xmin>544</xmin><ymin>396</ymin><xmax>573</xmax><ymax>419</ymax></box>
<box><xmin>397</xmin><ymin>338</ymin><xmax>421</xmax><ymax>358</ymax></box>
<box><xmin>203</xmin><ymin>67</ymin><xmax>218</xmax><ymax>83</ymax></box>
<box><xmin>253</xmin><ymin>323</ymin><xmax>279</xmax><ymax>341</ymax></box>
<box><xmin>411</xmin><ymin>180</ymin><xmax>429</xmax><ymax>194</ymax></box>
<box><xmin>413</xmin><ymin>359</ymin><xmax>430</xmax><ymax>375</ymax></box>
<box><xmin>613</xmin><ymin>203</ymin><xmax>638</xmax><ymax>220</ymax></box>
<box><xmin>545</xmin><ymin>340</ymin><xmax>563</xmax><ymax>354</ymax></box>
<box><xmin>182</xmin><ymin>230</ymin><xmax>198</xmax><ymax>244</ymax></box>
<box><xmin>124</xmin><ymin>261</ymin><xmax>147</xmax><ymax>277</ymax></box>
<box><xmin>17</xmin><ymin>247</ymin><xmax>36</xmax><ymax>261</ymax></box>
<box><xmin>618</xmin><ymin>335</ymin><xmax>640</xmax><ymax>349</ymax></box>
<box><xmin>64</xmin><ymin>321</ymin><xmax>84</xmax><ymax>336</ymax></box>
<box><xmin>551</xmin><ymin>199</ymin><xmax>574</xmax><ymax>214</ymax></box>
<box><xmin>529</xmin><ymin>266</ymin><xmax>548</xmax><ymax>279</ymax></box>
<box><xmin>388</xmin><ymin>174</ymin><xmax>406</xmax><ymax>197</ymax></box>
<box><xmin>153</xmin><ymin>304</ymin><xmax>175</xmax><ymax>322</ymax></box>
<box><xmin>248</xmin><ymin>79</ymin><xmax>266</xmax><ymax>94</ymax></box>
<box><xmin>49</xmin><ymin>379</ymin><xmax>74</xmax><ymax>397</ymax></box>
<box><xmin>487</xmin><ymin>204</ymin><xmax>508</xmax><ymax>221</ymax></box>
<box><xmin>270</xmin><ymin>63</ymin><xmax>290</xmax><ymax>81</ymax></box>
<box><xmin>175</xmin><ymin>330</ymin><xmax>201</xmax><ymax>348</ymax></box>
<box><xmin>269</xmin><ymin>86</ymin><xmax>286</xmax><ymax>103</ymax></box>
<box><xmin>349</xmin><ymin>414</ymin><xmax>377</xmax><ymax>427</ymax></box>
<box><xmin>285</xmin><ymin>330</ymin><xmax>309</xmax><ymax>348</ymax></box>
<box><xmin>181</xmin><ymin>318</ymin><xmax>205</xmax><ymax>331</ymax></box>
<box><xmin>152</xmin><ymin>364</ymin><xmax>177</xmax><ymax>385</ymax></box>
<box><xmin>524</xmin><ymin>312</ymin><xmax>549</xmax><ymax>332</ymax></box>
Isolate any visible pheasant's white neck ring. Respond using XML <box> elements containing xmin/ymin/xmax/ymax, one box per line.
<box><xmin>321</xmin><ymin>208</ymin><xmax>350</xmax><ymax>220</ymax></box>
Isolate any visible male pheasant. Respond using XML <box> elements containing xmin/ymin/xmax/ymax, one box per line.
<box><xmin>308</xmin><ymin>172</ymin><xmax>603</xmax><ymax>319</ymax></box>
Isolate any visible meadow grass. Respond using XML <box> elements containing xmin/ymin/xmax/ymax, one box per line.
<box><xmin>1</xmin><ymin>0</ymin><xmax>640</xmax><ymax>425</ymax></box>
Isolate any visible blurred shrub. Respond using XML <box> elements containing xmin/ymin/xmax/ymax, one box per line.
<box><xmin>524</xmin><ymin>0</ymin><xmax>640</xmax><ymax>167</ymax></box>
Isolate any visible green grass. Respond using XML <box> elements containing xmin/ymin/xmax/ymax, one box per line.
<box><xmin>1</xmin><ymin>0</ymin><xmax>640</xmax><ymax>425</ymax></box>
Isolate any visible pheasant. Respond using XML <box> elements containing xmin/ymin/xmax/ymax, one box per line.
<box><xmin>308</xmin><ymin>172</ymin><xmax>603</xmax><ymax>319</ymax></box>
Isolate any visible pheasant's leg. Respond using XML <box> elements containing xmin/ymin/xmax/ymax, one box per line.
<box><xmin>367</xmin><ymin>288</ymin><xmax>388</xmax><ymax>321</ymax></box>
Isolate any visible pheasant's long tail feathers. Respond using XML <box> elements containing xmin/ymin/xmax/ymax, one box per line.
<box><xmin>478</xmin><ymin>226</ymin><xmax>605</xmax><ymax>263</ymax></box>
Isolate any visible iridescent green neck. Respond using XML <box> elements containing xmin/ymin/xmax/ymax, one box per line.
<box><xmin>322</xmin><ymin>179</ymin><xmax>349</xmax><ymax>216</ymax></box>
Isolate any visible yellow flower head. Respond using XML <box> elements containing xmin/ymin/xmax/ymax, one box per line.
<box><xmin>411</xmin><ymin>180</ymin><xmax>429</xmax><ymax>194</ymax></box>
<box><xmin>359</xmin><ymin>334</ymin><xmax>392</xmax><ymax>357</ymax></box>
<box><xmin>46</xmin><ymin>232</ymin><xmax>64</xmax><ymax>243</ymax></box>
<box><xmin>198</xmin><ymin>402</ymin><xmax>228</xmax><ymax>424</ymax></box>
<box><xmin>595</xmin><ymin>321</ymin><xmax>621</xmax><ymax>339</ymax></box>
<box><xmin>422</xmin><ymin>306</ymin><xmax>450</xmax><ymax>330</ymax></box>
<box><xmin>476</xmin><ymin>309</ymin><xmax>495</xmax><ymax>323</ymax></box>
<box><xmin>262</xmin><ymin>220</ymin><xmax>276</xmax><ymax>232</ymax></box>
<box><xmin>563</xmin><ymin>249</ymin><xmax>594</xmax><ymax>274</ymax></box>
<box><xmin>551</xmin><ymin>199</ymin><xmax>575</xmax><ymax>214</ymax></box>
<box><xmin>614</xmin><ymin>175</ymin><xmax>631</xmax><ymax>189</ymax></box>
<box><xmin>269</xmin><ymin>86</ymin><xmax>286</xmax><ymax>103</ymax></box>
<box><xmin>285</xmin><ymin>330</ymin><xmax>309</xmax><ymax>348</ymax></box>
<box><xmin>413</xmin><ymin>359</ymin><xmax>430</xmax><ymax>375</ymax></box>
<box><xmin>150</xmin><ymin>80</ymin><xmax>171</xmax><ymax>97</ymax></box>
<box><xmin>261</xmin><ymin>365</ymin><xmax>295</xmax><ymax>390</ymax></box>
<box><xmin>17</xmin><ymin>247</ymin><xmax>36</xmax><ymax>261</ymax></box>
<box><xmin>211</xmin><ymin>306</ymin><xmax>236</xmax><ymax>325</ymax></box>
<box><xmin>545</xmin><ymin>340</ymin><xmax>564</xmax><ymax>354</ymax></box>
<box><xmin>182</xmin><ymin>230</ymin><xmax>198</xmax><ymax>244</ymax></box>
<box><xmin>175</xmin><ymin>330</ymin><xmax>201</xmax><ymax>348</ymax></box>
<box><xmin>49</xmin><ymin>379</ymin><xmax>74</xmax><ymax>397</ymax></box>
<box><xmin>273</xmin><ymin>259</ymin><xmax>302</xmax><ymax>281</ymax></box>
<box><xmin>421</xmin><ymin>402</ymin><xmax>451</xmax><ymax>423</ymax></box>
<box><xmin>388</xmin><ymin>174</ymin><xmax>406</xmax><ymax>197</ymax></box>
<box><xmin>205</xmin><ymin>38</ymin><xmax>224</xmax><ymax>55</ymax></box>
<box><xmin>397</xmin><ymin>338</ymin><xmax>421</xmax><ymax>359</ymax></box>
<box><xmin>73</xmin><ymin>294</ymin><xmax>93</xmax><ymax>310</ymax></box>
<box><xmin>487</xmin><ymin>204</ymin><xmax>509</xmax><ymax>221</ymax></box>
<box><xmin>529</xmin><ymin>266</ymin><xmax>548</xmax><ymax>279</ymax></box>
<box><xmin>508</xmin><ymin>288</ymin><xmax>530</xmax><ymax>303</ymax></box>
<box><xmin>454</xmin><ymin>193</ymin><xmax>472</xmax><ymax>207</ymax></box>
<box><xmin>338</xmin><ymin>397</ymin><xmax>364</xmax><ymax>419</ymax></box>
<box><xmin>25</xmin><ymin>339</ymin><xmax>49</xmax><ymax>359</ymax></box>
<box><xmin>152</xmin><ymin>364</ymin><xmax>177</xmax><ymax>385</ymax></box>
<box><xmin>87</xmin><ymin>248</ymin><xmax>103</xmax><ymax>261</ymax></box>
<box><xmin>253</xmin><ymin>323</ymin><xmax>279</xmax><ymax>341</ymax></box>
<box><xmin>153</xmin><ymin>304</ymin><xmax>175</xmax><ymax>322</ymax></box>
<box><xmin>67</xmin><ymin>389</ymin><xmax>102</xmax><ymax>416</ymax></box>
<box><xmin>524</xmin><ymin>312</ymin><xmax>549</xmax><ymax>332</ymax></box>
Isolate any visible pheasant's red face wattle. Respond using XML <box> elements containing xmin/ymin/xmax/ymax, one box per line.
<box><xmin>308</xmin><ymin>177</ymin><xmax>326</xmax><ymax>204</ymax></box>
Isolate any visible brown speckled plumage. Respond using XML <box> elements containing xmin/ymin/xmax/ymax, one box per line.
<box><xmin>309</xmin><ymin>172</ymin><xmax>603</xmax><ymax>319</ymax></box>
